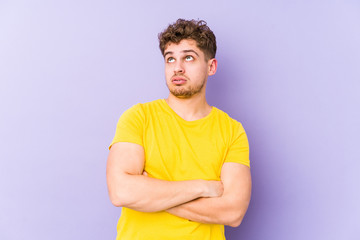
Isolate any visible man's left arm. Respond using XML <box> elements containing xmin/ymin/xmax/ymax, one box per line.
<box><xmin>166</xmin><ymin>162</ymin><xmax>251</xmax><ymax>227</ymax></box>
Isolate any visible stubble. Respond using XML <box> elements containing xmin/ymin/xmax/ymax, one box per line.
<box><xmin>166</xmin><ymin>77</ymin><xmax>206</xmax><ymax>98</ymax></box>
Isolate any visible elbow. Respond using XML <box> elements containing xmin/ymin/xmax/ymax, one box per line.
<box><xmin>107</xmin><ymin>178</ymin><xmax>133</xmax><ymax>207</ymax></box>
<box><xmin>109</xmin><ymin>190</ymin><xmax>130</xmax><ymax>207</ymax></box>
<box><xmin>228</xmin><ymin>217</ymin><xmax>243</xmax><ymax>228</ymax></box>
<box><xmin>109</xmin><ymin>195</ymin><xmax>123</xmax><ymax>207</ymax></box>
<box><xmin>110</xmin><ymin>196</ymin><xmax>123</xmax><ymax>207</ymax></box>
<box><xmin>224</xmin><ymin>211</ymin><xmax>245</xmax><ymax>228</ymax></box>
<box><xmin>223</xmin><ymin>199</ymin><xmax>250</xmax><ymax>227</ymax></box>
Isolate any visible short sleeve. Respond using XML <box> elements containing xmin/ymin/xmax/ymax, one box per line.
<box><xmin>224</xmin><ymin>123</ymin><xmax>250</xmax><ymax>167</ymax></box>
<box><xmin>108</xmin><ymin>104</ymin><xmax>145</xmax><ymax>149</ymax></box>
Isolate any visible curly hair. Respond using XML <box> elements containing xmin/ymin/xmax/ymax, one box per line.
<box><xmin>158</xmin><ymin>19</ymin><xmax>217</xmax><ymax>60</ymax></box>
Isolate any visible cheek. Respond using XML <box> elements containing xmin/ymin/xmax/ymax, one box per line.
<box><xmin>191</xmin><ymin>65</ymin><xmax>207</xmax><ymax>78</ymax></box>
<box><xmin>165</xmin><ymin>67</ymin><xmax>172</xmax><ymax>80</ymax></box>
<box><xmin>165</xmin><ymin>66</ymin><xmax>171</xmax><ymax>74</ymax></box>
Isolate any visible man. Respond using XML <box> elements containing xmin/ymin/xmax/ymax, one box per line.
<box><xmin>106</xmin><ymin>19</ymin><xmax>251</xmax><ymax>240</ymax></box>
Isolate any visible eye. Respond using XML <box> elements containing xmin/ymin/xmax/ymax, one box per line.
<box><xmin>167</xmin><ymin>57</ymin><xmax>175</xmax><ymax>63</ymax></box>
<box><xmin>185</xmin><ymin>55</ymin><xmax>194</xmax><ymax>61</ymax></box>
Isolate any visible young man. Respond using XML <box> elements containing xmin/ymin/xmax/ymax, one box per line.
<box><xmin>107</xmin><ymin>19</ymin><xmax>251</xmax><ymax>240</ymax></box>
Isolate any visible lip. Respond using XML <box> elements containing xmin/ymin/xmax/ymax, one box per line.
<box><xmin>171</xmin><ymin>76</ymin><xmax>187</xmax><ymax>84</ymax></box>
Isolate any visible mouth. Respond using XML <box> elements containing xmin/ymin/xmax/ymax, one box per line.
<box><xmin>171</xmin><ymin>76</ymin><xmax>187</xmax><ymax>85</ymax></box>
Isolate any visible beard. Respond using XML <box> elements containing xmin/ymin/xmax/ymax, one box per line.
<box><xmin>166</xmin><ymin>78</ymin><xmax>206</xmax><ymax>99</ymax></box>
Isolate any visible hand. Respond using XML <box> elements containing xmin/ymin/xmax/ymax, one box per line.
<box><xmin>202</xmin><ymin>180</ymin><xmax>224</xmax><ymax>198</ymax></box>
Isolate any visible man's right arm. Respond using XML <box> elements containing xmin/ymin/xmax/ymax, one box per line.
<box><xmin>106</xmin><ymin>142</ymin><xmax>223</xmax><ymax>212</ymax></box>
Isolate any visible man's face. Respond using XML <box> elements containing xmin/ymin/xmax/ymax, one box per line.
<box><xmin>164</xmin><ymin>39</ymin><xmax>216</xmax><ymax>99</ymax></box>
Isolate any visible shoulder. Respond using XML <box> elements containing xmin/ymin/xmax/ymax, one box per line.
<box><xmin>212</xmin><ymin>107</ymin><xmax>247</xmax><ymax>144</ymax></box>
<box><xmin>213</xmin><ymin>107</ymin><xmax>245</xmax><ymax>131</ymax></box>
<box><xmin>137</xmin><ymin>99</ymin><xmax>164</xmax><ymax>112</ymax></box>
<box><xmin>121</xmin><ymin>99</ymin><xmax>163</xmax><ymax>116</ymax></box>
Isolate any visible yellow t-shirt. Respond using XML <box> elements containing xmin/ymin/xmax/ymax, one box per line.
<box><xmin>109</xmin><ymin>99</ymin><xmax>250</xmax><ymax>240</ymax></box>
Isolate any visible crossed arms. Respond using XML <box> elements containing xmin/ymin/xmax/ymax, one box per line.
<box><xmin>106</xmin><ymin>142</ymin><xmax>251</xmax><ymax>227</ymax></box>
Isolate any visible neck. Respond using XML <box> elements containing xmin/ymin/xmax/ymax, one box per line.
<box><xmin>165</xmin><ymin>93</ymin><xmax>212</xmax><ymax>121</ymax></box>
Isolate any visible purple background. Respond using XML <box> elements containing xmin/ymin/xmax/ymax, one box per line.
<box><xmin>1</xmin><ymin>0</ymin><xmax>359</xmax><ymax>239</ymax></box>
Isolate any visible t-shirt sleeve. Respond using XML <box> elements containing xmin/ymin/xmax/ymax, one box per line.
<box><xmin>224</xmin><ymin>122</ymin><xmax>250</xmax><ymax>167</ymax></box>
<box><xmin>108</xmin><ymin>104</ymin><xmax>145</xmax><ymax>150</ymax></box>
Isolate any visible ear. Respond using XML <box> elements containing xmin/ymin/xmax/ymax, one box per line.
<box><xmin>208</xmin><ymin>58</ymin><xmax>218</xmax><ymax>76</ymax></box>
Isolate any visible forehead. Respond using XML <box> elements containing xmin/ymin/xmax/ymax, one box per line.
<box><xmin>164</xmin><ymin>39</ymin><xmax>203</xmax><ymax>55</ymax></box>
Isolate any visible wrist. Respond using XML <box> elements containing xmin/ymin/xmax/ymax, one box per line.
<box><xmin>196</xmin><ymin>179</ymin><xmax>209</xmax><ymax>198</ymax></box>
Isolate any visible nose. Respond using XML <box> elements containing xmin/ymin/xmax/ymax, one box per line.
<box><xmin>174</xmin><ymin>61</ymin><xmax>185</xmax><ymax>74</ymax></box>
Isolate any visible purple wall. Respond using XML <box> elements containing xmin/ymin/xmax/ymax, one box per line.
<box><xmin>1</xmin><ymin>1</ymin><xmax>359</xmax><ymax>239</ymax></box>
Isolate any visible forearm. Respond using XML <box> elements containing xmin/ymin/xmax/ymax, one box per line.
<box><xmin>166</xmin><ymin>163</ymin><xmax>252</xmax><ymax>227</ymax></box>
<box><xmin>166</xmin><ymin>195</ymin><xmax>247</xmax><ymax>227</ymax></box>
<box><xmin>107</xmin><ymin>143</ymin><xmax>222</xmax><ymax>213</ymax></box>
<box><xmin>108</xmin><ymin>173</ymin><xmax>217</xmax><ymax>212</ymax></box>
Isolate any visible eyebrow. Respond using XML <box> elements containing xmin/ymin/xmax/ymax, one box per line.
<box><xmin>164</xmin><ymin>49</ymin><xmax>200</xmax><ymax>58</ymax></box>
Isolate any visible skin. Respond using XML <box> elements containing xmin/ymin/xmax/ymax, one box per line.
<box><xmin>164</xmin><ymin>40</ymin><xmax>211</xmax><ymax>99</ymax></box>
<box><xmin>106</xmin><ymin>39</ymin><xmax>251</xmax><ymax>227</ymax></box>
<box><xmin>165</xmin><ymin>163</ymin><xmax>251</xmax><ymax>227</ymax></box>
<box><xmin>163</xmin><ymin>39</ymin><xmax>217</xmax><ymax>121</ymax></box>
<box><xmin>106</xmin><ymin>142</ymin><xmax>223</xmax><ymax>212</ymax></box>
